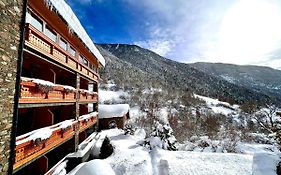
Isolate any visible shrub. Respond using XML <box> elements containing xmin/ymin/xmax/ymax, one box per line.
<box><xmin>99</xmin><ymin>136</ymin><xmax>114</xmax><ymax>159</ymax></box>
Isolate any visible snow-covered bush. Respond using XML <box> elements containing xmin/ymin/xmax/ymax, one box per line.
<box><xmin>144</xmin><ymin>121</ymin><xmax>178</xmax><ymax>151</ymax></box>
<box><xmin>179</xmin><ymin>135</ymin><xmax>241</xmax><ymax>153</ymax></box>
<box><xmin>124</xmin><ymin>123</ymin><xmax>136</xmax><ymax>135</ymax></box>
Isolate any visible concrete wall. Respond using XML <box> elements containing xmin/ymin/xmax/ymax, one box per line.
<box><xmin>0</xmin><ymin>0</ymin><xmax>24</xmax><ymax>174</ymax></box>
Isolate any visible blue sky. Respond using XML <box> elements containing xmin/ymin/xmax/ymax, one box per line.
<box><xmin>66</xmin><ymin>0</ymin><xmax>281</xmax><ymax>69</ymax></box>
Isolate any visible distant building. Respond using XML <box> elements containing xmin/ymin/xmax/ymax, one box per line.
<box><xmin>10</xmin><ymin>0</ymin><xmax>105</xmax><ymax>174</ymax></box>
<box><xmin>99</xmin><ymin>104</ymin><xmax>130</xmax><ymax>130</ymax></box>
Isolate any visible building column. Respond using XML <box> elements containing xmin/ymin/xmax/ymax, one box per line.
<box><xmin>75</xmin><ymin>73</ymin><xmax>80</xmax><ymax>151</ymax></box>
<box><xmin>0</xmin><ymin>0</ymin><xmax>25</xmax><ymax>174</ymax></box>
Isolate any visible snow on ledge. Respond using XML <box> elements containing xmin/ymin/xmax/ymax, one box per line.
<box><xmin>21</xmin><ymin>77</ymin><xmax>55</xmax><ymax>87</ymax></box>
<box><xmin>45</xmin><ymin>0</ymin><xmax>105</xmax><ymax>66</ymax></box>
<box><xmin>99</xmin><ymin>104</ymin><xmax>130</xmax><ymax>119</ymax></box>
<box><xmin>16</xmin><ymin>119</ymin><xmax>75</xmax><ymax>146</ymax></box>
<box><xmin>79</xmin><ymin>112</ymin><xmax>98</xmax><ymax>121</ymax></box>
<box><xmin>21</xmin><ymin>77</ymin><xmax>76</xmax><ymax>91</ymax></box>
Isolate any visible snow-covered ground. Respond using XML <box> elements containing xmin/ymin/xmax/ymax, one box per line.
<box><xmin>194</xmin><ymin>94</ymin><xmax>239</xmax><ymax>116</ymax></box>
<box><xmin>87</xmin><ymin>85</ymin><xmax>281</xmax><ymax>175</ymax></box>
<box><xmin>68</xmin><ymin>129</ymin><xmax>280</xmax><ymax>175</ymax></box>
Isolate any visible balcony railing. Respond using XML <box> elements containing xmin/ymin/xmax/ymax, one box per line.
<box><xmin>79</xmin><ymin>89</ymin><xmax>98</xmax><ymax>103</ymax></box>
<box><xmin>14</xmin><ymin>112</ymin><xmax>98</xmax><ymax>171</ymax></box>
<box><xmin>78</xmin><ymin>112</ymin><xmax>98</xmax><ymax>132</ymax></box>
<box><xmin>14</xmin><ymin>120</ymin><xmax>78</xmax><ymax>171</ymax></box>
<box><xmin>25</xmin><ymin>23</ymin><xmax>99</xmax><ymax>81</ymax></box>
<box><xmin>20</xmin><ymin>77</ymin><xmax>76</xmax><ymax>104</ymax></box>
<box><xmin>20</xmin><ymin>77</ymin><xmax>98</xmax><ymax>104</ymax></box>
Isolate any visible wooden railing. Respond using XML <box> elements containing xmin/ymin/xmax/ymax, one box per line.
<box><xmin>20</xmin><ymin>78</ymin><xmax>98</xmax><ymax>104</ymax></box>
<box><xmin>14</xmin><ymin>120</ymin><xmax>78</xmax><ymax>171</ymax></box>
<box><xmin>79</xmin><ymin>112</ymin><xmax>98</xmax><ymax>132</ymax></box>
<box><xmin>25</xmin><ymin>23</ymin><xmax>99</xmax><ymax>81</ymax></box>
<box><xmin>79</xmin><ymin>89</ymin><xmax>98</xmax><ymax>103</ymax></box>
<box><xmin>14</xmin><ymin>112</ymin><xmax>98</xmax><ymax>171</ymax></box>
<box><xmin>20</xmin><ymin>80</ymin><xmax>76</xmax><ymax>104</ymax></box>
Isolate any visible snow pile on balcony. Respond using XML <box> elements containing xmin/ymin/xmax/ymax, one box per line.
<box><xmin>21</xmin><ymin>77</ymin><xmax>78</xmax><ymax>91</ymax></box>
<box><xmin>99</xmin><ymin>104</ymin><xmax>130</xmax><ymax>119</ymax></box>
<box><xmin>32</xmin><ymin>79</ymin><xmax>55</xmax><ymax>87</ymax></box>
<box><xmin>16</xmin><ymin>127</ymin><xmax>53</xmax><ymax>145</ymax></box>
<box><xmin>16</xmin><ymin>119</ymin><xmax>76</xmax><ymax>146</ymax></box>
<box><xmin>79</xmin><ymin>112</ymin><xmax>98</xmax><ymax>121</ymax></box>
<box><xmin>21</xmin><ymin>77</ymin><xmax>55</xmax><ymax>86</ymax></box>
<box><xmin>59</xmin><ymin>120</ymin><xmax>74</xmax><ymax>129</ymax></box>
<box><xmin>28</xmin><ymin>128</ymin><xmax>53</xmax><ymax>141</ymax></box>
<box><xmin>45</xmin><ymin>0</ymin><xmax>105</xmax><ymax>66</ymax></box>
<box><xmin>82</xmin><ymin>89</ymin><xmax>98</xmax><ymax>95</ymax></box>
<box><xmin>63</xmin><ymin>85</ymin><xmax>76</xmax><ymax>91</ymax></box>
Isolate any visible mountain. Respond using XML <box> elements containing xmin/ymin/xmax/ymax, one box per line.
<box><xmin>96</xmin><ymin>44</ymin><xmax>281</xmax><ymax>106</ymax></box>
<box><xmin>190</xmin><ymin>62</ymin><xmax>281</xmax><ymax>99</ymax></box>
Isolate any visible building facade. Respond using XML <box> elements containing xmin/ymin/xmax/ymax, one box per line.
<box><xmin>3</xmin><ymin>0</ymin><xmax>105</xmax><ymax>174</ymax></box>
<box><xmin>0</xmin><ymin>0</ymin><xmax>25</xmax><ymax>174</ymax></box>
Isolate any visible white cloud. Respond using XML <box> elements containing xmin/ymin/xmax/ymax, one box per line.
<box><xmin>129</xmin><ymin>0</ymin><xmax>281</xmax><ymax>69</ymax></box>
<box><xmin>134</xmin><ymin>39</ymin><xmax>173</xmax><ymax>57</ymax></box>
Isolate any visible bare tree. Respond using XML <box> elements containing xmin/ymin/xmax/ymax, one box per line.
<box><xmin>253</xmin><ymin>105</ymin><xmax>280</xmax><ymax>133</ymax></box>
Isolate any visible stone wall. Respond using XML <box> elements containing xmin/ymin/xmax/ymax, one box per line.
<box><xmin>0</xmin><ymin>0</ymin><xmax>23</xmax><ymax>174</ymax></box>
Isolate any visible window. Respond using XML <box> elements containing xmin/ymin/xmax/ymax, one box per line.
<box><xmin>79</xmin><ymin>55</ymin><xmax>89</xmax><ymax>66</ymax></box>
<box><xmin>26</xmin><ymin>10</ymin><xmax>43</xmax><ymax>32</ymax></box>
<box><xmin>69</xmin><ymin>46</ymin><xmax>76</xmax><ymax>57</ymax></box>
<box><xmin>89</xmin><ymin>63</ymin><xmax>93</xmax><ymax>69</ymax></box>
<box><xmin>59</xmin><ymin>38</ymin><xmax>67</xmax><ymax>50</ymax></box>
<box><xmin>83</xmin><ymin>59</ymin><xmax>88</xmax><ymax>66</ymax></box>
<box><xmin>45</xmin><ymin>26</ymin><xmax>57</xmax><ymax>42</ymax></box>
<box><xmin>92</xmin><ymin>64</ymin><xmax>97</xmax><ymax>72</ymax></box>
<box><xmin>79</xmin><ymin>55</ymin><xmax>84</xmax><ymax>64</ymax></box>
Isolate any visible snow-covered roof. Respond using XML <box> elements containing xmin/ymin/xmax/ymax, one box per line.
<box><xmin>99</xmin><ymin>104</ymin><xmax>130</xmax><ymax>119</ymax></box>
<box><xmin>46</xmin><ymin>0</ymin><xmax>105</xmax><ymax>67</ymax></box>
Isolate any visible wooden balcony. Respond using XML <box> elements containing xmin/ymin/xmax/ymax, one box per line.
<box><xmin>79</xmin><ymin>89</ymin><xmax>98</xmax><ymax>103</ymax></box>
<box><xmin>24</xmin><ymin>23</ymin><xmax>99</xmax><ymax>82</ymax></box>
<box><xmin>79</xmin><ymin>112</ymin><xmax>98</xmax><ymax>132</ymax></box>
<box><xmin>13</xmin><ymin>112</ymin><xmax>98</xmax><ymax>171</ymax></box>
<box><xmin>13</xmin><ymin>120</ymin><xmax>78</xmax><ymax>171</ymax></box>
<box><xmin>20</xmin><ymin>78</ymin><xmax>76</xmax><ymax>104</ymax></box>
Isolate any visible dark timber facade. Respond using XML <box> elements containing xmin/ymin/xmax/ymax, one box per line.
<box><xmin>0</xmin><ymin>0</ymin><xmax>105</xmax><ymax>174</ymax></box>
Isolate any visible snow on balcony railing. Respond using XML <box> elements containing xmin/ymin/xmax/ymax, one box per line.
<box><xmin>78</xmin><ymin>112</ymin><xmax>98</xmax><ymax>121</ymax></box>
<box><xmin>14</xmin><ymin>119</ymin><xmax>78</xmax><ymax>171</ymax></box>
<box><xmin>79</xmin><ymin>89</ymin><xmax>98</xmax><ymax>102</ymax></box>
<box><xmin>78</xmin><ymin>112</ymin><xmax>98</xmax><ymax>132</ymax></box>
<box><xmin>20</xmin><ymin>77</ymin><xmax>77</xmax><ymax>103</ymax></box>
<box><xmin>16</xmin><ymin>119</ymin><xmax>76</xmax><ymax>146</ymax></box>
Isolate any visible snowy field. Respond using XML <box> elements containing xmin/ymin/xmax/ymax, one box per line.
<box><xmin>68</xmin><ymin>129</ymin><xmax>279</xmax><ymax>175</ymax></box>
<box><xmin>65</xmin><ymin>87</ymin><xmax>280</xmax><ymax>175</ymax></box>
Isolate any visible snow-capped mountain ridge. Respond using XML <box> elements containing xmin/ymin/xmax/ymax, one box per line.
<box><xmin>97</xmin><ymin>43</ymin><xmax>281</xmax><ymax>106</ymax></box>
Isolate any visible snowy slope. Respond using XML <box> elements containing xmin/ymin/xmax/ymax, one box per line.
<box><xmin>68</xmin><ymin>129</ymin><xmax>279</xmax><ymax>175</ymax></box>
<box><xmin>194</xmin><ymin>94</ymin><xmax>239</xmax><ymax>116</ymax></box>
